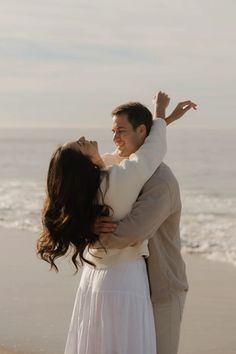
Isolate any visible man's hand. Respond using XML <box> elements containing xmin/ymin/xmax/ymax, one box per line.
<box><xmin>153</xmin><ymin>91</ymin><xmax>170</xmax><ymax>119</ymax></box>
<box><xmin>166</xmin><ymin>100</ymin><xmax>197</xmax><ymax>125</ymax></box>
<box><xmin>93</xmin><ymin>216</ymin><xmax>117</xmax><ymax>236</ymax></box>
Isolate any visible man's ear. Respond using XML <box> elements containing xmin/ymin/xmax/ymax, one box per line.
<box><xmin>137</xmin><ymin>124</ymin><xmax>147</xmax><ymax>138</ymax></box>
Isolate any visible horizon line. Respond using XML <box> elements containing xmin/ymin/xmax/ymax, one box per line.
<box><xmin>0</xmin><ymin>124</ymin><xmax>234</xmax><ymax>130</ymax></box>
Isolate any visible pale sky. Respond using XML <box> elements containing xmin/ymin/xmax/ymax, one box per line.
<box><xmin>0</xmin><ymin>0</ymin><xmax>235</xmax><ymax>128</ymax></box>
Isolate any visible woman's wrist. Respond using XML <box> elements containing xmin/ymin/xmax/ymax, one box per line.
<box><xmin>91</xmin><ymin>155</ymin><xmax>105</xmax><ymax>168</ymax></box>
<box><xmin>155</xmin><ymin>107</ymin><xmax>166</xmax><ymax>119</ymax></box>
<box><xmin>165</xmin><ymin>114</ymin><xmax>175</xmax><ymax>125</ymax></box>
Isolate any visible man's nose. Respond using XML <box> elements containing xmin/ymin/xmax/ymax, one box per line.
<box><xmin>113</xmin><ymin>132</ymin><xmax>121</xmax><ymax>141</ymax></box>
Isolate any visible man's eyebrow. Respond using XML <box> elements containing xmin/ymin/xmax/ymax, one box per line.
<box><xmin>112</xmin><ymin>126</ymin><xmax>126</xmax><ymax>130</ymax></box>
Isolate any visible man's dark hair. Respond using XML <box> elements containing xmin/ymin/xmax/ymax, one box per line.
<box><xmin>111</xmin><ymin>102</ymin><xmax>153</xmax><ymax>136</ymax></box>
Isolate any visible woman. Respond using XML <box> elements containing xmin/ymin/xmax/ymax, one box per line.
<box><xmin>37</xmin><ymin>111</ymin><xmax>166</xmax><ymax>353</ymax></box>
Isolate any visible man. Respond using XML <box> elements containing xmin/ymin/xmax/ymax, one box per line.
<box><xmin>95</xmin><ymin>93</ymin><xmax>197</xmax><ymax>354</ymax></box>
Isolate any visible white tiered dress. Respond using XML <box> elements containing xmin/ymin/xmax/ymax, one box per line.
<box><xmin>64</xmin><ymin>119</ymin><xmax>167</xmax><ymax>354</ymax></box>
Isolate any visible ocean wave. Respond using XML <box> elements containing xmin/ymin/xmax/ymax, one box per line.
<box><xmin>180</xmin><ymin>191</ymin><xmax>236</xmax><ymax>266</ymax></box>
<box><xmin>0</xmin><ymin>181</ymin><xmax>44</xmax><ymax>232</ymax></box>
<box><xmin>0</xmin><ymin>181</ymin><xmax>235</xmax><ymax>267</ymax></box>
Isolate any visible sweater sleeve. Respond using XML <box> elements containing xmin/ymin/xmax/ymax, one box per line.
<box><xmin>101</xmin><ymin>118</ymin><xmax>167</xmax><ymax>220</ymax></box>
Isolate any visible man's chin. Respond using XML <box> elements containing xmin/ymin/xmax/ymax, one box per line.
<box><xmin>116</xmin><ymin>148</ymin><xmax>127</xmax><ymax>157</ymax></box>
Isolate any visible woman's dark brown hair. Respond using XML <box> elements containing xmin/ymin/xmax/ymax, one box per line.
<box><xmin>37</xmin><ymin>145</ymin><xmax>109</xmax><ymax>272</ymax></box>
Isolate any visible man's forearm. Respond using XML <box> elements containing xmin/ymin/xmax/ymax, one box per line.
<box><xmin>100</xmin><ymin>179</ymin><xmax>171</xmax><ymax>249</ymax></box>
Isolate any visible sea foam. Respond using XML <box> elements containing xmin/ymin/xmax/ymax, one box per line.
<box><xmin>0</xmin><ymin>181</ymin><xmax>235</xmax><ymax>267</ymax></box>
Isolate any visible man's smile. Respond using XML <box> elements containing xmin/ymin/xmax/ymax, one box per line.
<box><xmin>116</xmin><ymin>143</ymin><xmax>125</xmax><ymax>148</ymax></box>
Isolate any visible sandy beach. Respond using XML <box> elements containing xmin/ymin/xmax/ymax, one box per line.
<box><xmin>0</xmin><ymin>347</ymin><xmax>26</xmax><ymax>354</ymax></box>
<box><xmin>0</xmin><ymin>226</ymin><xmax>236</xmax><ymax>354</ymax></box>
<box><xmin>179</xmin><ymin>255</ymin><xmax>236</xmax><ymax>354</ymax></box>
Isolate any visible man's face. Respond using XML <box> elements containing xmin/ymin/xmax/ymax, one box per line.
<box><xmin>112</xmin><ymin>114</ymin><xmax>146</xmax><ymax>157</ymax></box>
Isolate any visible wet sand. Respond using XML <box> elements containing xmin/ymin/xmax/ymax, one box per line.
<box><xmin>0</xmin><ymin>226</ymin><xmax>236</xmax><ymax>354</ymax></box>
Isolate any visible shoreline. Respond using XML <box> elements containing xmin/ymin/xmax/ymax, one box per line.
<box><xmin>1</xmin><ymin>226</ymin><xmax>236</xmax><ymax>354</ymax></box>
<box><xmin>1</xmin><ymin>224</ymin><xmax>235</xmax><ymax>269</ymax></box>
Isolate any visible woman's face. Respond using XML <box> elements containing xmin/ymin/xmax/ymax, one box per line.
<box><xmin>63</xmin><ymin>137</ymin><xmax>99</xmax><ymax>161</ymax></box>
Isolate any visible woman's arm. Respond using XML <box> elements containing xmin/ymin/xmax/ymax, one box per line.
<box><xmin>102</xmin><ymin>118</ymin><xmax>167</xmax><ymax>220</ymax></box>
<box><xmin>153</xmin><ymin>92</ymin><xmax>197</xmax><ymax>125</ymax></box>
<box><xmin>165</xmin><ymin>101</ymin><xmax>197</xmax><ymax>125</ymax></box>
<box><xmin>104</xmin><ymin>99</ymin><xmax>197</xmax><ymax>220</ymax></box>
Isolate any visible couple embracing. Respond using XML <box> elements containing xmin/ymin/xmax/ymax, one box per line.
<box><xmin>37</xmin><ymin>91</ymin><xmax>197</xmax><ymax>354</ymax></box>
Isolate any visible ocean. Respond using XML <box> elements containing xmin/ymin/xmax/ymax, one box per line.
<box><xmin>0</xmin><ymin>126</ymin><xmax>235</xmax><ymax>266</ymax></box>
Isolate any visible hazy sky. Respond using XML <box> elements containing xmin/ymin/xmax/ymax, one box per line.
<box><xmin>0</xmin><ymin>0</ymin><xmax>235</xmax><ymax>128</ymax></box>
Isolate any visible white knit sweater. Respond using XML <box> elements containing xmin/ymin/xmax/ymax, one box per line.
<box><xmin>85</xmin><ymin>118</ymin><xmax>167</xmax><ymax>267</ymax></box>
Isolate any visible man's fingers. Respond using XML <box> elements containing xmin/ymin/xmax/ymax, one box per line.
<box><xmin>100</xmin><ymin>227</ymin><xmax>117</xmax><ymax>233</ymax></box>
<box><xmin>94</xmin><ymin>216</ymin><xmax>113</xmax><ymax>227</ymax></box>
<box><xmin>95</xmin><ymin>225</ymin><xmax>117</xmax><ymax>234</ymax></box>
<box><xmin>93</xmin><ymin>224</ymin><xmax>116</xmax><ymax>234</ymax></box>
<box><xmin>94</xmin><ymin>216</ymin><xmax>117</xmax><ymax>234</ymax></box>
<box><xmin>98</xmin><ymin>223</ymin><xmax>117</xmax><ymax>229</ymax></box>
<box><xmin>97</xmin><ymin>216</ymin><xmax>115</xmax><ymax>223</ymax></box>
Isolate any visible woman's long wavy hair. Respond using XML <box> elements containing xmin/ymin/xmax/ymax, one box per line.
<box><xmin>37</xmin><ymin>145</ymin><xmax>109</xmax><ymax>272</ymax></box>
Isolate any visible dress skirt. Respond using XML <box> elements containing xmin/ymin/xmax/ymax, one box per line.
<box><xmin>64</xmin><ymin>258</ymin><xmax>156</xmax><ymax>354</ymax></box>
